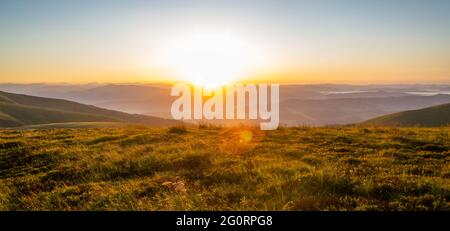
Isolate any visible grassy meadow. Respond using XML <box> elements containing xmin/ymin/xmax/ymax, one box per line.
<box><xmin>0</xmin><ymin>125</ymin><xmax>449</xmax><ymax>210</ymax></box>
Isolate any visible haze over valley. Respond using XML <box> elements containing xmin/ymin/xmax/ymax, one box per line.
<box><xmin>1</xmin><ymin>83</ymin><xmax>450</xmax><ymax>127</ymax></box>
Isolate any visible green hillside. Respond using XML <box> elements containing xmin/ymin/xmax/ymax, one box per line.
<box><xmin>364</xmin><ymin>103</ymin><xmax>450</xmax><ymax>127</ymax></box>
<box><xmin>0</xmin><ymin>126</ymin><xmax>448</xmax><ymax>210</ymax></box>
<box><xmin>0</xmin><ymin>111</ymin><xmax>21</xmax><ymax>127</ymax></box>
<box><xmin>0</xmin><ymin>102</ymin><xmax>117</xmax><ymax>127</ymax></box>
<box><xmin>0</xmin><ymin>91</ymin><xmax>180</xmax><ymax>127</ymax></box>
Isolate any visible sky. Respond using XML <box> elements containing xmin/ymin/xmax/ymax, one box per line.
<box><xmin>1</xmin><ymin>0</ymin><xmax>450</xmax><ymax>84</ymax></box>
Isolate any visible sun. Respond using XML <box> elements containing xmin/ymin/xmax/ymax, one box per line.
<box><xmin>156</xmin><ymin>29</ymin><xmax>260</xmax><ymax>88</ymax></box>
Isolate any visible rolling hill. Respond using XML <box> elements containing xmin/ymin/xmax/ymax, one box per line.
<box><xmin>0</xmin><ymin>91</ymin><xmax>181</xmax><ymax>128</ymax></box>
<box><xmin>281</xmin><ymin>94</ymin><xmax>450</xmax><ymax>125</ymax></box>
<box><xmin>2</xmin><ymin>84</ymin><xmax>450</xmax><ymax>126</ymax></box>
<box><xmin>0</xmin><ymin>126</ymin><xmax>448</xmax><ymax>210</ymax></box>
<box><xmin>363</xmin><ymin>103</ymin><xmax>450</xmax><ymax>126</ymax></box>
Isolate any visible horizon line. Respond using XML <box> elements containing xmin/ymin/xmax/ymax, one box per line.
<box><xmin>1</xmin><ymin>81</ymin><xmax>450</xmax><ymax>86</ymax></box>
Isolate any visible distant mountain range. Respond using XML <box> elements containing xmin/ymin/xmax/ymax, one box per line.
<box><xmin>1</xmin><ymin>83</ymin><xmax>450</xmax><ymax>126</ymax></box>
<box><xmin>280</xmin><ymin>94</ymin><xmax>450</xmax><ymax>125</ymax></box>
<box><xmin>0</xmin><ymin>91</ymin><xmax>181</xmax><ymax>128</ymax></box>
<box><xmin>363</xmin><ymin>103</ymin><xmax>450</xmax><ymax>127</ymax></box>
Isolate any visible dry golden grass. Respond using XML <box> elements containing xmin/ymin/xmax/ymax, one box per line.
<box><xmin>0</xmin><ymin>125</ymin><xmax>449</xmax><ymax>210</ymax></box>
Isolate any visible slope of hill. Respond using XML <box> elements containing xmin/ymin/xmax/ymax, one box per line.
<box><xmin>0</xmin><ymin>91</ymin><xmax>181</xmax><ymax>128</ymax></box>
<box><xmin>0</xmin><ymin>102</ymin><xmax>118</xmax><ymax>127</ymax></box>
<box><xmin>0</xmin><ymin>126</ymin><xmax>448</xmax><ymax>210</ymax></box>
<box><xmin>364</xmin><ymin>103</ymin><xmax>450</xmax><ymax>126</ymax></box>
<box><xmin>281</xmin><ymin>94</ymin><xmax>450</xmax><ymax>125</ymax></box>
<box><xmin>2</xmin><ymin>84</ymin><xmax>450</xmax><ymax>125</ymax></box>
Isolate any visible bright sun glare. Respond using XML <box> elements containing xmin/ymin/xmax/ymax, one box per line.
<box><xmin>156</xmin><ymin>29</ymin><xmax>263</xmax><ymax>88</ymax></box>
